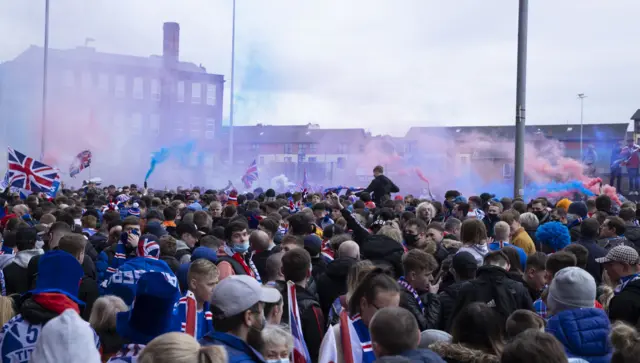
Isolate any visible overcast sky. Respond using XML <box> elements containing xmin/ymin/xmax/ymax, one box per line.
<box><xmin>1</xmin><ymin>0</ymin><xmax>639</xmax><ymax>136</ymax></box>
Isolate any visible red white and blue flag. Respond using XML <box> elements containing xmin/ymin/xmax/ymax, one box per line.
<box><xmin>288</xmin><ymin>281</ymin><xmax>312</xmax><ymax>363</ymax></box>
<box><xmin>5</xmin><ymin>148</ymin><xmax>58</xmax><ymax>193</ymax></box>
<box><xmin>69</xmin><ymin>149</ymin><xmax>92</xmax><ymax>178</ymax></box>
<box><xmin>241</xmin><ymin>160</ymin><xmax>258</xmax><ymax>189</ymax></box>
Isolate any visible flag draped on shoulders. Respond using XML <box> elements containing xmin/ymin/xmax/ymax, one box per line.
<box><xmin>288</xmin><ymin>281</ymin><xmax>312</xmax><ymax>363</ymax></box>
<box><xmin>174</xmin><ymin>290</ymin><xmax>213</xmax><ymax>340</ymax></box>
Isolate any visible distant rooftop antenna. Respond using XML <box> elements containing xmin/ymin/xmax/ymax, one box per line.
<box><xmin>84</xmin><ymin>37</ymin><xmax>95</xmax><ymax>47</ymax></box>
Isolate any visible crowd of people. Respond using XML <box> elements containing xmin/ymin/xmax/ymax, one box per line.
<box><xmin>0</xmin><ymin>165</ymin><xmax>640</xmax><ymax>363</ymax></box>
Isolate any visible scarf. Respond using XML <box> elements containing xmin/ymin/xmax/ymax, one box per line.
<box><xmin>33</xmin><ymin>293</ymin><xmax>80</xmax><ymax>314</ymax></box>
<box><xmin>248</xmin><ymin>251</ymin><xmax>262</xmax><ymax>283</ymax></box>
<box><xmin>0</xmin><ymin>245</ymin><xmax>14</xmax><ymax>255</ymax></box>
<box><xmin>111</xmin><ymin>344</ymin><xmax>145</xmax><ymax>362</ymax></box>
<box><xmin>397</xmin><ymin>276</ymin><xmax>425</xmax><ymax>314</ymax></box>
<box><xmin>223</xmin><ymin>246</ymin><xmax>254</xmax><ymax>277</ymax></box>
<box><xmin>179</xmin><ymin>290</ymin><xmax>213</xmax><ymax>338</ymax></box>
<box><xmin>616</xmin><ymin>273</ymin><xmax>640</xmax><ymax>294</ymax></box>
<box><xmin>351</xmin><ymin>314</ymin><xmax>376</xmax><ymax>363</ymax></box>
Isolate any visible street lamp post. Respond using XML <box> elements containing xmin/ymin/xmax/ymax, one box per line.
<box><xmin>578</xmin><ymin>93</ymin><xmax>587</xmax><ymax>162</ymax></box>
<box><xmin>513</xmin><ymin>0</ymin><xmax>528</xmax><ymax>199</ymax></box>
<box><xmin>228</xmin><ymin>0</ymin><xmax>237</xmax><ymax>166</ymax></box>
<box><xmin>40</xmin><ymin>0</ymin><xmax>50</xmax><ymax>160</ymax></box>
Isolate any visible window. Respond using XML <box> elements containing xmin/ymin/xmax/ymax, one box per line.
<box><xmin>131</xmin><ymin>113</ymin><xmax>142</xmax><ymax>134</ymax></box>
<box><xmin>337</xmin><ymin>157</ymin><xmax>346</xmax><ymax>169</ymax></box>
<box><xmin>81</xmin><ymin>72</ymin><xmax>92</xmax><ymax>89</ymax></box>
<box><xmin>151</xmin><ymin>79</ymin><xmax>160</xmax><ymax>101</ymax></box>
<box><xmin>149</xmin><ymin>114</ymin><xmax>160</xmax><ymax>135</ymax></box>
<box><xmin>63</xmin><ymin>70</ymin><xmax>74</xmax><ymax>87</ymax></box>
<box><xmin>299</xmin><ymin>144</ymin><xmax>307</xmax><ymax>154</ymax></box>
<box><xmin>310</xmin><ymin>143</ymin><xmax>318</xmax><ymax>153</ymax></box>
<box><xmin>191</xmin><ymin>82</ymin><xmax>202</xmax><ymax>104</ymax></box>
<box><xmin>98</xmin><ymin>73</ymin><xmax>109</xmax><ymax>92</ymax></box>
<box><xmin>308</xmin><ymin>157</ymin><xmax>317</xmax><ymax>162</ymax></box>
<box><xmin>205</xmin><ymin>118</ymin><xmax>215</xmax><ymax>139</ymax></box>
<box><xmin>206</xmin><ymin>84</ymin><xmax>216</xmax><ymax>106</ymax></box>
<box><xmin>284</xmin><ymin>156</ymin><xmax>293</xmax><ymax>163</ymax></box>
<box><xmin>284</xmin><ymin>144</ymin><xmax>293</xmax><ymax>154</ymax></box>
<box><xmin>177</xmin><ymin>81</ymin><xmax>185</xmax><ymax>102</ymax></box>
<box><xmin>133</xmin><ymin>77</ymin><xmax>144</xmax><ymax>99</ymax></box>
<box><xmin>338</xmin><ymin>143</ymin><xmax>348</xmax><ymax>153</ymax></box>
<box><xmin>259</xmin><ymin>156</ymin><xmax>265</xmax><ymax>165</ymax></box>
<box><xmin>252</xmin><ymin>143</ymin><xmax>260</xmax><ymax>151</ymax></box>
<box><xmin>115</xmin><ymin>75</ymin><xmax>126</xmax><ymax>98</ymax></box>
<box><xmin>503</xmin><ymin>163</ymin><xmax>513</xmax><ymax>179</ymax></box>
<box><xmin>189</xmin><ymin>117</ymin><xmax>201</xmax><ymax>139</ymax></box>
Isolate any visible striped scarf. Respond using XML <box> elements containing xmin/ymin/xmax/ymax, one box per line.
<box><xmin>107</xmin><ymin>344</ymin><xmax>145</xmax><ymax>362</ymax></box>
<box><xmin>398</xmin><ymin>276</ymin><xmax>425</xmax><ymax>314</ymax></box>
<box><xmin>616</xmin><ymin>273</ymin><xmax>640</xmax><ymax>295</ymax></box>
<box><xmin>179</xmin><ymin>290</ymin><xmax>213</xmax><ymax>338</ymax></box>
<box><xmin>351</xmin><ymin>314</ymin><xmax>375</xmax><ymax>363</ymax></box>
<box><xmin>248</xmin><ymin>251</ymin><xmax>262</xmax><ymax>283</ymax></box>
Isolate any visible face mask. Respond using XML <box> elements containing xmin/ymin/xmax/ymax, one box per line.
<box><xmin>487</xmin><ymin>214</ymin><xmax>500</xmax><ymax>222</ymax></box>
<box><xmin>403</xmin><ymin>233</ymin><xmax>418</xmax><ymax>246</ymax></box>
<box><xmin>267</xmin><ymin>360</ymin><xmax>289</xmax><ymax>363</ymax></box>
<box><xmin>534</xmin><ymin>211</ymin><xmax>546</xmax><ymax>220</ymax></box>
<box><xmin>232</xmin><ymin>240</ymin><xmax>250</xmax><ymax>253</ymax></box>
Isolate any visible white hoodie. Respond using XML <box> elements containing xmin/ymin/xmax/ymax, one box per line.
<box><xmin>29</xmin><ymin>309</ymin><xmax>101</xmax><ymax>363</ymax></box>
<box><xmin>457</xmin><ymin>244</ymin><xmax>489</xmax><ymax>266</ymax></box>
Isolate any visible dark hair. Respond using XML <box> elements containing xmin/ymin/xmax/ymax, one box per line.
<box><xmin>281</xmin><ymin>234</ymin><xmax>304</xmax><ymax>248</ymax></box>
<box><xmin>323</xmin><ymin>224</ymin><xmax>345</xmax><ymax>241</ymax></box>
<box><xmin>444</xmin><ymin>217</ymin><xmax>461</xmax><ymax>233</ymax></box>
<box><xmin>505</xmin><ymin>310</ymin><xmax>545</xmax><ymax>339</ymax></box>
<box><xmin>405</xmin><ymin>218</ymin><xmax>428</xmax><ymax>234</ymax></box>
<box><xmin>604</xmin><ymin>216</ymin><xmax>626</xmax><ymax>236</ymax></box>
<box><xmin>259</xmin><ymin>218</ymin><xmax>279</xmax><ymax>239</ymax></box>
<box><xmin>16</xmin><ymin>226</ymin><xmax>37</xmax><ymax>251</ymax></box>
<box><xmin>426</xmin><ymin>222</ymin><xmax>444</xmax><ymax>233</ymax></box>
<box><xmin>102</xmin><ymin>210</ymin><xmax>121</xmax><ymax>226</ymax></box>
<box><xmin>199</xmin><ymin>235</ymin><xmax>224</xmax><ymax>250</ymax></box>
<box><xmin>511</xmin><ymin>201</ymin><xmax>527</xmax><ymax>214</ymax></box>
<box><xmin>56</xmin><ymin>212</ymin><xmax>75</xmax><ymax>228</ymax></box>
<box><xmin>580</xmin><ymin>218</ymin><xmax>600</xmax><ymax>239</ymax></box>
<box><xmin>563</xmin><ymin>244</ymin><xmax>589</xmax><ymax>269</ymax></box>
<box><xmin>460</xmin><ymin>219</ymin><xmax>487</xmax><ymax>245</ymax></box>
<box><xmin>162</xmin><ymin>206</ymin><xmax>177</xmax><ymax>221</ymax></box>
<box><xmin>619</xmin><ymin>208</ymin><xmax>636</xmax><ymax>223</ymax></box>
<box><xmin>545</xmin><ymin>251</ymin><xmax>577</xmax><ymax>276</ymax></box>
<box><xmin>49</xmin><ymin>221</ymin><xmax>72</xmax><ymax>235</ymax></box>
<box><xmin>595</xmin><ymin>195</ymin><xmax>612</xmax><ymax>213</ymax></box>
<box><xmin>373</xmin><ymin>165</ymin><xmax>384</xmax><ymax>174</ymax></box>
<box><xmin>451</xmin><ymin>302</ymin><xmax>505</xmax><ymax>356</ymax></box>
<box><xmin>501</xmin><ymin>330</ymin><xmax>567</xmax><ymax>363</ymax></box>
<box><xmin>58</xmin><ymin>233</ymin><xmax>87</xmax><ymax>258</ymax></box>
<box><xmin>593</xmin><ymin>211</ymin><xmax>608</xmax><ymax>226</ymax></box>
<box><xmin>222</xmin><ymin>205</ymin><xmax>237</xmax><ymax>218</ymax></box>
<box><xmin>264</xmin><ymin>252</ymin><xmax>284</xmax><ymax>283</ymax></box>
<box><xmin>400</xmin><ymin>211</ymin><xmax>416</xmax><ymax>224</ymax></box>
<box><xmin>501</xmin><ymin>246</ymin><xmax>523</xmax><ymax>273</ymax></box>
<box><xmin>402</xmin><ymin>249</ymin><xmax>438</xmax><ymax>274</ymax></box>
<box><xmin>370</xmin><ymin>307</ymin><xmax>419</xmax><ymax>355</ymax></box>
<box><xmin>348</xmin><ymin>268</ymin><xmax>400</xmax><ymax>316</ymax></box>
<box><xmin>526</xmin><ymin>252</ymin><xmax>547</xmax><ymax>272</ymax></box>
<box><xmin>2</xmin><ymin>231</ymin><xmax>17</xmax><ymax>249</ymax></box>
<box><xmin>193</xmin><ymin>211</ymin><xmax>210</xmax><ymax>229</ymax></box>
<box><xmin>500</xmin><ymin>197</ymin><xmax>513</xmax><ymax>211</ymax></box>
<box><xmin>483</xmin><ymin>250</ymin><xmax>510</xmax><ymax>268</ymax></box>
<box><xmin>281</xmin><ymin>248</ymin><xmax>311</xmax><ymax>283</ymax></box>
<box><xmin>122</xmin><ymin>216</ymin><xmax>140</xmax><ymax>229</ymax></box>
<box><xmin>210</xmin><ymin>226</ymin><xmax>225</xmax><ymax>240</ymax></box>
<box><xmin>288</xmin><ymin>213</ymin><xmax>314</xmax><ymax>236</ymax></box>
<box><xmin>224</xmin><ymin>221</ymin><xmax>248</xmax><ymax>241</ymax></box>
<box><xmin>444</xmin><ymin>190</ymin><xmax>461</xmax><ymax>199</ymax></box>
<box><xmin>312</xmin><ymin>202</ymin><xmax>327</xmax><ymax>212</ymax></box>
<box><xmin>211</xmin><ymin>302</ymin><xmax>261</xmax><ymax>333</ymax></box>
<box><xmin>500</xmin><ymin>210</ymin><xmax>521</xmax><ymax>226</ymax></box>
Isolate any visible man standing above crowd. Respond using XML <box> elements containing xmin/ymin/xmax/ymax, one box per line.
<box><xmin>362</xmin><ymin>166</ymin><xmax>399</xmax><ymax>205</ymax></box>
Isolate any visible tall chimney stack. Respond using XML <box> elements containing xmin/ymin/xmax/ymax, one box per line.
<box><xmin>163</xmin><ymin>22</ymin><xmax>180</xmax><ymax>65</ymax></box>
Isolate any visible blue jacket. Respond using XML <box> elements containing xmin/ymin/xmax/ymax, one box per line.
<box><xmin>200</xmin><ymin>332</ymin><xmax>266</xmax><ymax>363</ymax></box>
<box><xmin>398</xmin><ymin>349</ymin><xmax>446</xmax><ymax>363</ymax></box>
<box><xmin>488</xmin><ymin>242</ymin><xmax>527</xmax><ymax>269</ymax></box>
<box><xmin>101</xmin><ymin>257</ymin><xmax>179</xmax><ymax>304</ymax></box>
<box><xmin>546</xmin><ymin>308</ymin><xmax>612</xmax><ymax>363</ymax></box>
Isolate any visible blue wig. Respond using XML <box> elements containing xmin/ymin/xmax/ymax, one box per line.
<box><xmin>535</xmin><ymin>221</ymin><xmax>571</xmax><ymax>252</ymax></box>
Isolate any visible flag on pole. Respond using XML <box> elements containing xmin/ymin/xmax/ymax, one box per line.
<box><xmin>6</xmin><ymin>148</ymin><xmax>59</xmax><ymax>193</ymax></box>
<box><xmin>288</xmin><ymin>281</ymin><xmax>312</xmax><ymax>363</ymax></box>
<box><xmin>241</xmin><ymin>160</ymin><xmax>258</xmax><ymax>189</ymax></box>
<box><xmin>69</xmin><ymin>150</ymin><xmax>92</xmax><ymax>178</ymax></box>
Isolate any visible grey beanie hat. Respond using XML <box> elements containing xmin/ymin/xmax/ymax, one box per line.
<box><xmin>547</xmin><ymin>267</ymin><xmax>596</xmax><ymax>315</ymax></box>
<box><xmin>419</xmin><ymin>329</ymin><xmax>452</xmax><ymax>349</ymax></box>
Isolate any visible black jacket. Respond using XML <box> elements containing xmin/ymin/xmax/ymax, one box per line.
<box><xmin>316</xmin><ymin>257</ymin><xmax>357</xmax><ymax>317</ymax></box>
<box><xmin>160</xmin><ymin>255</ymin><xmax>180</xmax><ymax>275</ymax></box>
<box><xmin>625</xmin><ymin>224</ymin><xmax>640</xmax><ymax>251</ymax></box>
<box><xmin>362</xmin><ymin>174</ymin><xmax>400</xmax><ymax>205</ymax></box>
<box><xmin>609</xmin><ymin>278</ymin><xmax>640</xmax><ymax>326</ymax></box>
<box><xmin>508</xmin><ymin>271</ymin><xmax>541</xmax><ymax>302</ymax></box>
<box><xmin>4</xmin><ymin>263</ymin><xmax>30</xmax><ymax>296</ymax></box>
<box><xmin>89</xmin><ymin>232</ymin><xmax>110</xmax><ymax>254</ymax></box>
<box><xmin>437</xmin><ymin>281</ymin><xmax>468</xmax><ymax>332</ymax></box>
<box><xmin>399</xmin><ymin>286</ymin><xmax>440</xmax><ymax>331</ymax></box>
<box><xmin>311</xmin><ymin>256</ymin><xmax>328</xmax><ymax>283</ymax></box>
<box><xmin>275</xmin><ymin>281</ymin><xmax>325</xmax><ymax>363</ymax></box>
<box><xmin>20</xmin><ymin>296</ymin><xmax>59</xmax><ymax>325</ymax></box>
<box><xmin>448</xmin><ymin>265</ymin><xmax>533</xmax><ymax>328</ymax></box>
<box><xmin>251</xmin><ymin>248</ymin><xmax>276</xmax><ymax>279</ymax></box>
<box><xmin>577</xmin><ymin>239</ymin><xmax>607</xmax><ymax>286</ymax></box>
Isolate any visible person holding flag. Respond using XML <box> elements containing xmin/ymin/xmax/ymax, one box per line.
<box><xmin>242</xmin><ymin>160</ymin><xmax>259</xmax><ymax>190</ymax></box>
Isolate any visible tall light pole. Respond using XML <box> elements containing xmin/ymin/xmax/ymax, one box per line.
<box><xmin>578</xmin><ymin>93</ymin><xmax>587</xmax><ymax>162</ymax></box>
<box><xmin>40</xmin><ymin>0</ymin><xmax>50</xmax><ymax>160</ymax></box>
<box><xmin>513</xmin><ymin>0</ymin><xmax>528</xmax><ymax>199</ymax></box>
<box><xmin>228</xmin><ymin>0</ymin><xmax>237</xmax><ymax>166</ymax></box>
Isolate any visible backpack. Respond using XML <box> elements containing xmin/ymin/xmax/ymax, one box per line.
<box><xmin>466</xmin><ymin>277</ymin><xmax>519</xmax><ymax>321</ymax></box>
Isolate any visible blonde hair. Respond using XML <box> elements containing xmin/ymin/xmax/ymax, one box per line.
<box><xmin>138</xmin><ymin>332</ymin><xmax>227</xmax><ymax>363</ymax></box>
<box><xmin>610</xmin><ymin>321</ymin><xmax>640</xmax><ymax>362</ymax></box>
<box><xmin>0</xmin><ymin>296</ymin><xmax>15</xmax><ymax>327</ymax></box>
<box><xmin>89</xmin><ymin>295</ymin><xmax>128</xmax><ymax>331</ymax></box>
<box><xmin>493</xmin><ymin>221</ymin><xmax>511</xmax><ymax>242</ymax></box>
<box><xmin>346</xmin><ymin>260</ymin><xmax>375</xmax><ymax>302</ymax></box>
<box><xmin>188</xmin><ymin>258</ymin><xmax>219</xmax><ymax>283</ymax></box>
<box><xmin>598</xmin><ymin>285</ymin><xmax>615</xmax><ymax>313</ymax></box>
<box><xmin>377</xmin><ymin>225</ymin><xmax>402</xmax><ymax>244</ymax></box>
<box><xmin>261</xmin><ymin>324</ymin><xmax>293</xmax><ymax>352</ymax></box>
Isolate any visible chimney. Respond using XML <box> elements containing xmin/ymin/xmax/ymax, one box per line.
<box><xmin>163</xmin><ymin>22</ymin><xmax>180</xmax><ymax>65</ymax></box>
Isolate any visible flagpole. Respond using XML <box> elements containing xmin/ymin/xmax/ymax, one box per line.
<box><xmin>40</xmin><ymin>0</ymin><xmax>50</xmax><ymax>161</ymax></box>
<box><xmin>228</xmin><ymin>0</ymin><xmax>237</xmax><ymax>166</ymax></box>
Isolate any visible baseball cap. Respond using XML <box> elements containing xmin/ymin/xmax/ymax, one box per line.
<box><xmin>596</xmin><ymin>245</ymin><xmax>639</xmax><ymax>265</ymax></box>
<box><xmin>452</xmin><ymin>251</ymin><xmax>479</xmax><ymax>272</ymax></box>
<box><xmin>211</xmin><ymin>275</ymin><xmax>281</xmax><ymax>318</ymax></box>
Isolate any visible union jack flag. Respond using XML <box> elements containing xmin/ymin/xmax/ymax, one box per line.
<box><xmin>288</xmin><ymin>281</ymin><xmax>312</xmax><ymax>363</ymax></box>
<box><xmin>241</xmin><ymin>160</ymin><xmax>258</xmax><ymax>189</ymax></box>
<box><xmin>69</xmin><ymin>149</ymin><xmax>92</xmax><ymax>178</ymax></box>
<box><xmin>297</xmin><ymin>169</ymin><xmax>310</xmax><ymax>191</ymax></box>
<box><xmin>6</xmin><ymin>148</ymin><xmax>58</xmax><ymax>193</ymax></box>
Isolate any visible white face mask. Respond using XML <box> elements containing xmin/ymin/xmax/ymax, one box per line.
<box><xmin>266</xmin><ymin>360</ymin><xmax>289</xmax><ymax>363</ymax></box>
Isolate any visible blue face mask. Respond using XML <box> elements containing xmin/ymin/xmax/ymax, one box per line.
<box><xmin>232</xmin><ymin>240</ymin><xmax>250</xmax><ymax>253</ymax></box>
<box><xmin>266</xmin><ymin>360</ymin><xmax>289</xmax><ymax>363</ymax></box>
